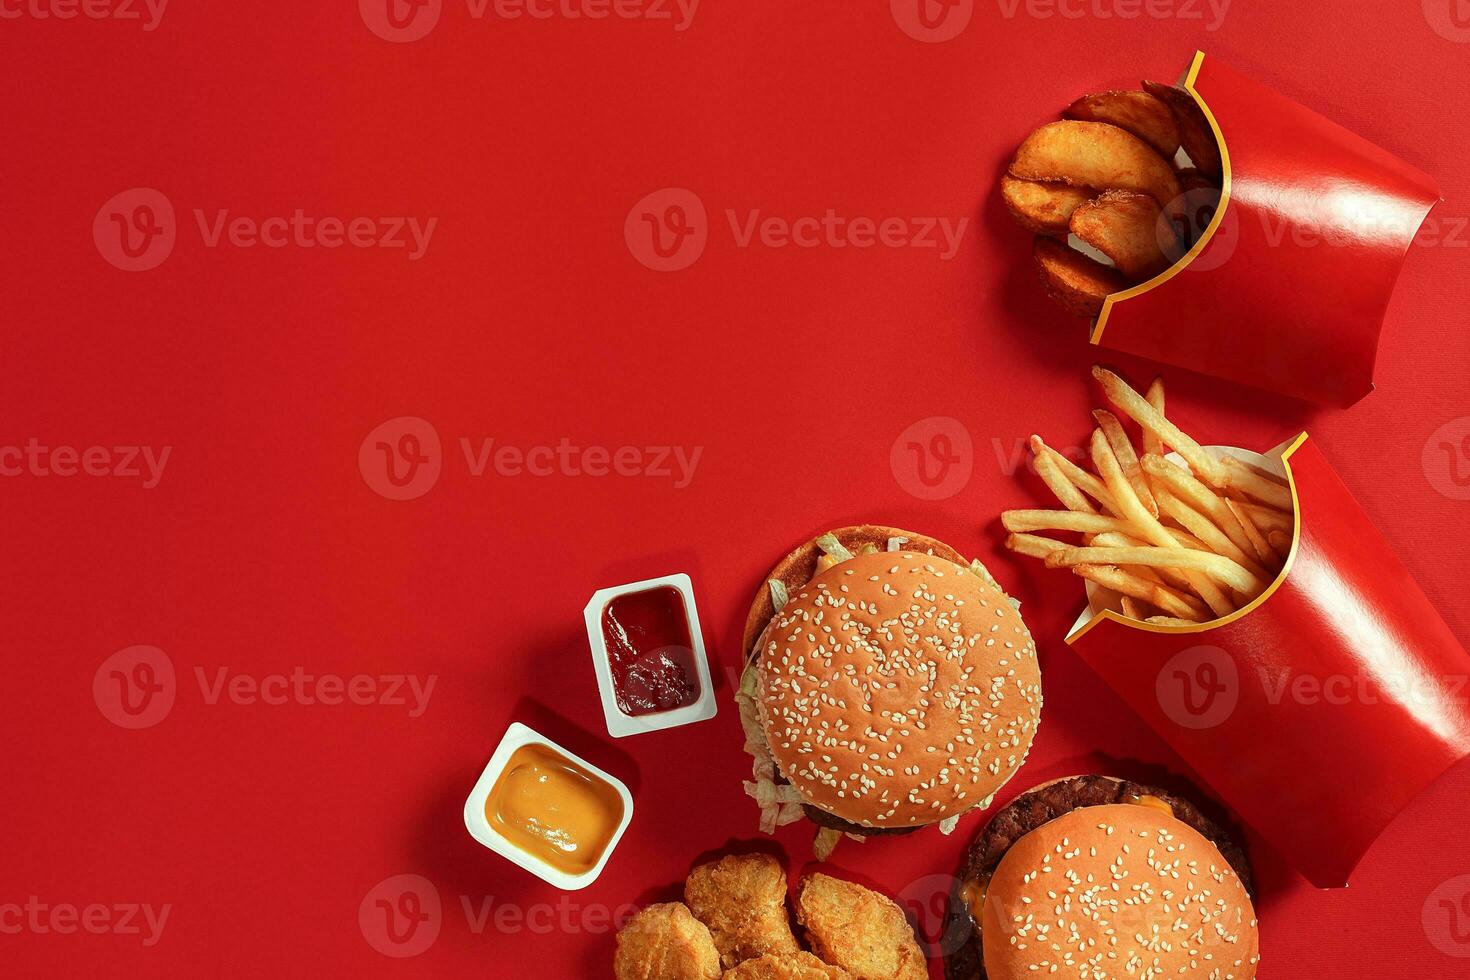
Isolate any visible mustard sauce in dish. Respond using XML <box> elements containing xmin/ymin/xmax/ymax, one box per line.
<box><xmin>485</xmin><ymin>743</ymin><xmax>625</xmax><ymax>875</ymax></box>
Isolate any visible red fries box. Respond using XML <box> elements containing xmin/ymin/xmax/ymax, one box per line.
<box><xmin>1091</xmin><ymin>53</ymin><xmax>1440</xmax><ymax>407</ymax></box>
<box><xmin>1066</xmin><ymin>434</ymin><xmax>1470</xmax><ymax>888</ymax></box>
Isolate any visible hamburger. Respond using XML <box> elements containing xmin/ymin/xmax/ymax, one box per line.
<box><xmin>736</xmin><ymin>525</ymin><xmax>1043</xmax><ymax>858</ymax></box>
<box><xmin>943</xmin><ymin>775</ymin><xmax>1260</xmax><ymax>980</ymax></box>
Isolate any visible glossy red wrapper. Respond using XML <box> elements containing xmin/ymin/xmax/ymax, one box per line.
<box><xmin>1067</xmin><ymin>435</ymin><xmax>1470</xmax><ymax>888</ymax></box>
<box><xmin>1091</xmin><ymin>54</ymin><xmax>1441</xmax><ymax>406</ymax></box>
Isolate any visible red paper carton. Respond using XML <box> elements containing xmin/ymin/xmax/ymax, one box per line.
<box><xmin>1067</xmin><ymin>434</ymin><xmax>1470</xmax><ymax>888</ymax></box>
<box><xmin>1091</xmin><ymin>54</ymin><xmax>1441</xmax><ymax>406</ymax></box>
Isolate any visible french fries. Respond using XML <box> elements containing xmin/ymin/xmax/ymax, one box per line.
<box><xmin>1030</xmin><ymin>434</ymin><xmax>1116</xmax><ymax>512</ymax></box>
<box><xmin>1002</xmin><ymin>368</ymin><xmax>1296</xmax><ymax>626</ymax></box>
<box><xmin>1045</xmin><ymin>545</ymin><xmax>1262</xmax><ymax>596</ymax></box>
<box><xmin>1000</xmin><ymin>510</ymin><xmax>1133</xmax><ymax>535</ymax></box>
<box><xmin>1094</xmin><ymin>409</ymin><xmax>1157</xmax><ymax>517</ymax></box>
<box><xmin>1094</xmin><ymin>366</ymin><xmax>1225</xmax><ymax>485</ymax></box>
<box><xmin>1002</xmin><ymin>78</ymin><xmax>1223</xmax><ymax>317</ymax></box>
<box><xmin>1143</xmin><ymin>377</ymin><xmax>1166</xmax><ymax>456</ymax></box>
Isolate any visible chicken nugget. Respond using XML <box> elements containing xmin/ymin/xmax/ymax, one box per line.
<box><xmin>615</xmin><ymin>903</ymin><xmax>721</xmax><ymax>980</ymax></box>
<box><xmin>795</xmin><ymin>874</ymin><xmax>926</xmax><ymax>980</ymax></box>
<box><xmin>722</xmin><ymin>951</ymin><xmax>852</xmax><ymax>979</ymax></box>
<box><xmin>685</xmin><ymin>853</ymin><xmax>801</xmax><ymax>968</ymax></box>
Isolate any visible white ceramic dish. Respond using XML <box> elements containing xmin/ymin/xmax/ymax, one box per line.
<box><xmin>583</xmin><ymin>573</ymin><xmax>717</xmax><ymax>738</ymax></box>
<box><xmin>463</xmin><ymin>722</ymin><xmax>633</xmax><ymax>891</ymax></box>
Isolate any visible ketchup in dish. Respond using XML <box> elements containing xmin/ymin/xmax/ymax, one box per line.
<box><xmin>600</xmin><ymin>586</ymin><xmax>699</xmax><ymax>716</ymax></box>
<box><xmin>485</xmin><ymin>743</ymin><xmax>625</xmax><ymax>876</ymax></box>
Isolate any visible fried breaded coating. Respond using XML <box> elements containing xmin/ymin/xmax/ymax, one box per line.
<box><xmin>795</xmin><ymin>874</ymin><xmax>927</xmax><ymax>980</ymax></box>
<box><xmin>720</xmin><ymin>952</ymin><xmax>852</xmax><ymax>980</ymax></box>
<box><xmin>685</xmin><ymin>853</ymin><xmax>802</xmax><ymax>969</ymax></box>
<box><xmin>722</xmin><ymin>951</ymin><xmax>852</xmax><ymax>979</ymax></box>
<box><xmin>615</xmin><ymin>903</ymin><xmax>721</xmax><ymax>980</ymax></box>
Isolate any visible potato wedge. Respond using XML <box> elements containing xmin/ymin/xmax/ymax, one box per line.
<box><xmin>1000</xmin><ymin>175</ymin><xmax>1096</xmax><ymax>237</ymax></box>
<box><xmin>1069</xmin><ymin>190</ymin><xmax>1169</xmax><ymax>282</ymax></box>
<box><xmin>1064</xmin><ymin>90</ymin><xmax>1180</xmax><ymax>159</ymax></box>
<box><xmin>1032</xmin><ymin>236</ymin><xmax>1127</xmax><ymax>318</ymax></box>
<box><xmin>1142</xmin><ymin>81</ymin><xmax>1222</xmax><ymax>179</ymax></box>
<box><xmin>1010</xmin><ymin>120</ymin><xmax>1181</xmax><ymax>212</ymax></box>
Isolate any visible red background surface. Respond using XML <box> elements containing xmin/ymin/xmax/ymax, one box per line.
<box><xmin>4</xmin><ymin>2</ymin><xmax>1470</xmax><ymax>977</ymax></box>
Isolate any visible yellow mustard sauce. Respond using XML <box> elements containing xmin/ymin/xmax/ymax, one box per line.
<box><xmin>486</xmin><ymin>743</ymin><xmax>625</xmax><ymax>875</ymax></box>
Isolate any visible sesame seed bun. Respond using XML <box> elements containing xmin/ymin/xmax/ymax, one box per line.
<box><xmin>742</xmin><ymin>525</ymin><xmax>967</xmax><ymax>659</ymax></box>
<box><xmin>942</xmin><ymin>775</ymin><xmax>1258</xmax><ymax>980</ymax></box>
<box><xmin>980</xmin><ymin>804</ymin><xmax>1259</xmax><ymax>980</ymax></box>
<box><xmin>752</xmin><ymin>549</ymin><xmax>1043</xmax><ymax>830</ymax></box>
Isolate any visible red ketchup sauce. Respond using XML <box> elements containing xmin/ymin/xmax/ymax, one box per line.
<box><xmin>600</xmin><ymin>587</ymin><xmax>699</xmax><ymax>716</ymax></box>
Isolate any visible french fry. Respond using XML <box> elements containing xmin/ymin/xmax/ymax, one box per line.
<box><xmin>1267</xmin><ymin>530</ymin><xmax>1294</xmax><ymax>555</ymax></box>
<box><xmin>1046</xmin><ymin>545</ymin><xmax>1263</xmax><ymax>596</ymax></box>
<box><xmin>1155</xmin><ymin>488</ymin><xmax>1270</xmax><ymax>581</ymax></box>
<box><xmin>1001</xmin><ymin>510</ymin><xmax>1133</xmax><ymax>535</ymax></box>
<box><xmin>1093</xmin><ymin>366</ymin><xmax>1225</xmax><ymax>486</ymax></box>
<box><xmin>1218</xmin><ymin>455</ymin><xmax>1294</xmax><ymax>510</ymax></box>
<box><xmin>1091</xmin><ymin>430</ymin><xmax>1236</xmax><ymax>617</ymax></box>
<box><xmin>1093</xmin><ymin>410</ymin><xmax>1157</xmax><ymax>517</ymax></box>
<box><xmin>1142</xmin><ymin>377</ymin><xmax>1165</xmax><ymax>456</ymax></box>
<box><xmin>1225</xmin><ymin>497</ymin><xmax>1276</xmax><ymax>567</ymax></box>
<box><xmin>1140</xmin><ymin>454</ymin><xmax>1257</xmax><ymax>560</ymax></box>
<box><xmin>1004</xmin><ymin>532</ymin><xmax>1068</xmax><ymax>560</ymax></box>
<box><xmin>1146</xmin><ymin>615</ymin><xmax>1202</xmax><ymax>627</ymax></box>
<box><xmin>1089</xmin><ymin>530</ymin><xmax>1204</xmax><ymax>600</ymax></box>
<box><xmin>1031</xmin><ymin>435</ymin><xmax>1117</xmax><ymax>513</ymax></box>
<box><xmin>1120</xmin><ymin>595</ymin><xmax>1148</xmax><ymax>621</ymax></box>
<box><xmin>1239</xmin><ymin>500</ymin><xmax>1293</xmax><ymax>534</ymax></box>
<box><xmin>1032</xmin><ymin>450</ymin><xmax>1098</xmax><ymax>515</ymax></box>
<box><xmin>1069</xmin><ymin>563</ymin><xmax>1205</xmax><ymax>622</ymax></box>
